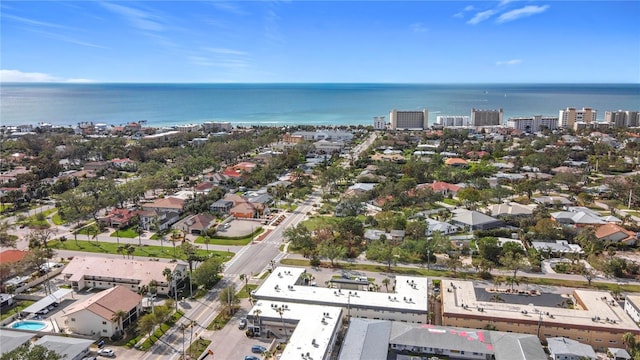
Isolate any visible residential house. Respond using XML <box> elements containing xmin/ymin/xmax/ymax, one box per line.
<box><xmin>222</xmin><ymin>161</ymin><xmax>257</xmax><ymax>179</ymax></box>
<box><xmin>110</xmin><ymin>158</ymin><xmax>136</xmax><ymax>171</ymax></box>
<box><xmin>595</xmin><ymin>223</ymin><xmax>637</xmax><ymax>246</ymax></box>
<box><xmin>138</xmin><ymin>197</ymin><xmax>185</xmax><ymax>231</ymax></box>
<box><xmin>488</xmin><ymin>202</ymin><xmax>535</xmax><ymax>218</ymax></box>
<box><xmin>83</xmin><ymin>161</ymin><xmax>110</xmax><ymax>172</ymax></box>
<box><xmin>451</xmin><ymin>209</ymin><xmax>504</xmax><ymax>231</ymax></box>
<box><xmin>99</xmin><ymin>208</ymin><xmax>138</xmax><ymax>228</ymax></box>
<box><xmin>172</xmin><ymin>213</ymin><xmax>215</xmax><ymax>235</ymax></box>
<box><xmin>210</xmin><ymin>199</ymin><xmax>234</xmax><ymax>214</ymax></box>
<box><xmin>61</xmin><ymin>286</ymin><xmax>142</xmax><ymax>337</ymax></box>
<box><xmin>533</xmin><ymin>196</ymin><xmax>573</xmax><ymax>207</ymax></box>
<box><xmin>609</xmin><ymin>348</ymin><xmax>632</xmax><ymax>360</ymax></box>
<box><xmin>424</xmin><ymin>218</ymin><xmax>458</xmax><ymax>236</ymax></box>
<box><xmin>364</xmin><ymin>229</ymin><xmax>405</xmax><ymax>242</ymax></box>
<box><xmin>223</xmin><ymin>194</ymin><xmax>270</xmax><ymax>219</ymax></box>
<box><xmin>0</xmin><ymin>293</ymin><xmax>13</xmax><ymax>308</ymax></box>
<box><xmin>531</xmin><ymin>240</ymin><xmax>583</xmax><ymax>256</ymax></box>
<box><xmin>417</xmin><ymin>181</ymin><xmax>462</xmax><ymax>196</ymax></box>
<box><xmin>62</xmin><ymin>256</ymin><xmax>187</xmax><ymax>296</ymax></box>
<box><xmin>444</xmin><ymin>158</ymin><xmax>468</xmax><ymax>167</ymax></box>
<box><xmin>0</xmin><ymin>330</ymin><xmax>33</xmax><ymax>356</ymax></box>
<box><xmin>547</xmin><ymin>337</ymin><xmax>596</xmax><ymax>360</ymax></box>
<box><xmin>31</xmin><ymin>336</ymin><xmax>93</xmax><ymax>360</ymax></box>
<box><xmin>551</xmin><ymin>211</ymin><xmax>606</xmax><ymax>226</ymax></box>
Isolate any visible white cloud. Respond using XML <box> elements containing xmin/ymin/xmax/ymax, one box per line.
<box><xmin>100</xmin><ymin>2</ymin><xmax>164</xmax><ymax>31</ymax></box>
<box><xmin>496</xmin><ymin>59</ymin><xmax>523</xmax><ymax>66</ymax></box>
<box><xmin>2</xmin><ymin>14</ymin><xmax>68</xmax><ymax>29</ymax></box>
<box><xmin>467</xmin><ymin>10</ymin><xmax>496</xmax><ymax>25</ymax></box>
<box><xmin>497</xmin><ymin>5</ymin><xmax>550</xmax><ymax>23</ymax></box>
<box><xmin>464</xmin><ymin>5</ymin><xmax>475</xmax><ymax>11</ymax></box>
<box><xmin>410</xmin><ymin>23</ymin><xmax>428</xmax><ymax>33</ymax></box>
<box><xmin>0</xmin><ymin>69</ymin><xmax>93</xmax><ymax>82</ymax></box>
<box><xmin>204</xmin><ymin>47</ymin><xmax>248</xmax><ymax>56</ymax></box>
<box><xmin>211</xmin><ymin>2</ymin><xmax>249</xmax><ymax>16</ymax></box>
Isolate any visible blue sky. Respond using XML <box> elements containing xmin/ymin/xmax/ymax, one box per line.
<box><xmin>1</xmin><ymin>1</ymin><xmax>639</xmax><ymax>83</ymax></box>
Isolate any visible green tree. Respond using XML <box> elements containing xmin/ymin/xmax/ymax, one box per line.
<box><xmin>319</xmin><ymin>240</ymin><xmax>347</xmax><ymax>267</ymax></box>
<box><xmin>366</xmin><ymin>236</ymin><xmax>404</xmax><ymax>271</ymax></box>
<box><xmin>283</xmin><ymin>223</ymin><xmax>316</xmax><ymax>258</ymax></box>
<box><xmin>192</xmin><ymin>256</ymin><xmax>224</xmax><ymax>289</ymax></box>
<box><xmin>0</xmin><ymin>345</ymin><xmax>62</xmax><ymax>360</ymax></box>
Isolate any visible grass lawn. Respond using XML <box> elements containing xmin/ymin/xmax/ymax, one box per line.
<box><xmin>110</xmin><ymin>228</ymin><xmax>139</xmax><ymax>238</ymax></box>
<box><xmin>301</xmin><ymin>216</ymin><xmax>340</xmax><ymax>231</ymax></box>
<box><xmin>48</xmin><ymin>239</ymin><xmax>232</xmax><ymax>261</ymax></box>
<box><xmin>278</xmin><ymin>259</ymin><xmax>640</xmax><ymax>293</ymax></box>
<box><xmin>194</xmin><ymin>228</ymin><xmax>264</xmax><ymax>246</ymax></box>
<box><xmin>237</xmin><ymin>284</ymin><xmax>258</xmax><ymax>299</ymax></box>
<box><xmin>186</xmin><ymin>338</ymin><xmax>212</xmax><ymax>359</ymax></box>
<box><xmin>207</xmin><ymin>306</ymin><xmax>240</xmax><ymax>330</ymax></box>
<box><xmin>76</xmin><ymin>224</ymin><xmax>101</xmax><ymax>235</ymax></box>
<box><xmin>52</xmin><ymin>213</ymin><xmax>65</xmax><ymax>225</ymax></box>
<box><xmin>0</xmin><ymin>300</ymin><xmax>35</xmax><ymax>321</ymax></box>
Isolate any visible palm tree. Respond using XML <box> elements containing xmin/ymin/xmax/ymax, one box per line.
<box><xmin>126</xmin><ymin>245</ymin><xmax>135</xmax><ymax>259</ymax></box>
<box><xmin>116</xmin><ymin>245</ymin><xmax>125</xmax><ymax>258</ymax></box>
<box><xmin>622</xmin><ymin>332</ymin><xmax>636</xmax><ymax>352</ymax></box>
<box><xmin>382</xmin><ymin>278</ymin><xmax>390</xmax><ymax>293</ymax></box>
<box><xmin>276</xmin><ymin>306</ymin><xmax>288</xmax><ymax>342</ymax></box>
<box><xmin>252</xmin><ymin>309</ymin><xmax>262</xmax><ymax>328</ymax></box>
<box><xmin>111</xmin><ymin>309</ymin><xmax>128</xmax><ymax>335</ymax></box>
<box><xmin>163</xmin><ymin>267</ymin><xmax>179</xmax><ymax>310</ymax></box>
<box><xmin>239</xmin><ymin>274</ymin><xmax>248</xmax><ymax>293</ymax></box>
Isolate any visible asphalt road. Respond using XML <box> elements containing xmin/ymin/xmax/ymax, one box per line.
<box><xmin>139</xmin><ymin>194</ymin><xmax>320</xmax><ymax>360</ymax></box>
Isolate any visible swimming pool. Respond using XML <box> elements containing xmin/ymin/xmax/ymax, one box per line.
<box><xmin>10</xmin><ymin>320</ymin><xmax>47</xmax><ymax>331</ymax></box>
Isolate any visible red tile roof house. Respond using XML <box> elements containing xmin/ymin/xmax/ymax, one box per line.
<box><xmin>224</xmin><ymin>194</ymin><xmax>270</xmax><ymax>219</ymax></box>
<box><xmin>110</xmin><ymin>158</ymin><xmax>137</xmax><ymax>171</ymax></box>
<box><xmin>99</xmin><ymin>208</ymin><xmax>138</xmax><ymax>228</ymax></box>
<box><xmin>61</xmin><ymin>285</ymin><xmax>142</xmax><ymax>338</ymax></box>
<box><xmin>417</xmin><ymin>181</ymin><xmax>462</xmax><ymax>196</ymax></box>
<box><xmin>0</xmin><ymin>249</ymin><xmax>28</xmax><ymax>265</ymax></box>
<box><xmin>595</xmin><ymin>223</ymin><xmax>638</xmax><ymax>246</ymax></box>
<box><xmin>222</xmin><ymin>161</ymin><xmax>258</xmax><ymax>179</ymax></box>
<box><xmin>444</xmin><ymin>158</ymin><xmax>469</xmax><ymax>167</ymax></box>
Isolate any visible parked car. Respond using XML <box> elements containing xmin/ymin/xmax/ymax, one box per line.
<box><xmin>238</xmin><ymin>317</ymin><xmax>247</xmax><ymax>329</ymax></box>
<box><xmin>97</xmin><ymin>348</ymin><xmax>115</xmax><ymax>357</ymax></box>
<box><xmin>244</xmin><ymin>356</ymin><xmax>260</xmax><ymax>360</ymax></box>
<box><xmin>251</xmin><ymin>345</ymin><xmax>266</xmax><ymax>353</ymax></box>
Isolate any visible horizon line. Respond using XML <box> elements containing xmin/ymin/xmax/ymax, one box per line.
<box><xmin>2</xmin><ymin>81</ymin><xmax>639</xmax><ymax>85</ymax></box>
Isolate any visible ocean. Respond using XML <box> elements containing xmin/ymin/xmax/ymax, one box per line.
<box><xmin>1</xmin><ymin>83</ymin><xmax>638</xmax><ymax>128</ymax></box>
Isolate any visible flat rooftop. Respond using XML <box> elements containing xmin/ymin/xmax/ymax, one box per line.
<box><xmin>253</xmin><ymin>266</ymin><xmax>428</xmax><ymax>314</ymax></box>
<box><xmin>62</xmin><ymin>256</ymin><xmax>186</xmax><ymax>286</ymax></box>
<box><xmin>442</xmin><ymin>280</ymin><xmax>640</xmax><ymax>332</ymax></box>
<box><xmin>248</xmin><ymin>300</ymin><xmax>342</xmax><ymax>360</ymax></box>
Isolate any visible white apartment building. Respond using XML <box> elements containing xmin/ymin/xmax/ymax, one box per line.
<box><xmin>605</xmin><ymin>110</ymin><xmax>639</xmax><ymax>128</ymax></box>
<box><xmin>373</xmin><ymin>116</ymin><xmax>387</xmax><ymax>130</ymax></box>
<box><xmin>252</xmin><ymin>267</ymin><xmax>428</xmax><ymax>324</ymax></box>
<box><xmin>559</xmin><ymin>107</ymin><xmax>597</xmax><ymax>129</ymax></box>
<box><xmin>507</xmin><ymin>115</ymin><xmax>559</xmax><ymax>132</ymax></box>
<box><xmin>174</xmin><ymin>123</ymin><xmax>201</xmax><ymax>132</ymax></box>
<box><xmin>389</xmin><ymin>109</ymin><xmax>429</xmax><ymax>130</ymax></box>
<box><xmin>436</xmin><ymin>115</ymin><xmax>470</xmax><ymax>127</ymax></box>
<box><xmin>471</xmin><ymin>108</ymin><xmax>503</xmax><ymax>127</ymax></box>
<box><xmin>202</xmin><ymin>121</ymin><xmax>232</xmax><ymax>132</ymax></box>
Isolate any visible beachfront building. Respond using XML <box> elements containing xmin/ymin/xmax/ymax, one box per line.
<box><xmin>436</xmin><ymin>115</ymin><xmax>471</xmax><ymax>127</ymax></box>
<box><xmin>62</xmin><ymin>256</ymin><xmax>187</xmax><ymax>296</ymax></box>
<box><xmin>507</xmin><ymin>115</ymin><xmax>559</xmax><ymax>133</ymax></box>
<box><xmin>202</xmin><ymin>121</ymin><xmax>232</xmax><ymax>132</ymax></box>
<box><xmin>441</xmin><ymin>280</ymin><xmax>640</xmax><ymax>349</ymax></box>
<box><xmin>389</xmin><ymin>109</ymin><xmax>429</xmax><ymax>130</ymax></box>
<box><xmin>559</xmin><ymin>107</ymin><xmax>597</xmax><ymax>129</ymax></box>
<box><xmin>373</xmin><ymin>116</ymin><xmax>387</xmax><ymax>130</ymax></box>
<box><xmin>624</xmin><ymin>295</ymin><xmax>640</xmax><ymax>323</ymax></box>
<box><xmin>605</xmin><ymin>110</ymin><xmax>639</xmax><ymax>128</ymax></box>
<box><xmin>471</xmin><ymin>108</ymin><xmax>503</xmax><ymax>127</ymax></box>
<box><xmin>61</xmin><ymin>286</ymin><xmax>142</xmax><ymax>337</ymax></box>
<box><xmin>252</xmin><ymin>266</ymin><xmax>428</xmax><ymax>324</ymax></box>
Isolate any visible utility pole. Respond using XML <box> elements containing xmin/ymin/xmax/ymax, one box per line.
<box><xmin>629</xmin><ymin>189</ymin><xmax>633</xmax><ymax>209</ymax></box>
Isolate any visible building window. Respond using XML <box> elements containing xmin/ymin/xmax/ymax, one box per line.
<box><xmin>71</xmin><ymin>318</ymin><xmax>76</xmax><ymax>322</ymax></box>
<box><xmin>103</xmin><ymin>329</ymin><xmax>107</xmax><ymax>333</ymax></box>
<box><xmin>102</xmin><ymin>321</ymin><xmax>107</xmax><ymax>325</ymax></box>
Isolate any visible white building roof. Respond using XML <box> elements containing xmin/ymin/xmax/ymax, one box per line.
<box><xmin>253</xmin><ymin>267</ymin><xmax>428</xmax><ymax>315</ymax></box>
<box><xmin>249</xmin><ymin>300</ymin><xmax>342</xmax><ymax>360</ymax></box>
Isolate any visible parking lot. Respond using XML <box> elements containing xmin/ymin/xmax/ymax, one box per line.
<box><xmin>217</xmin><ymin>219</ymin><xmax>263</xmax><ymax>238</ymax></box>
